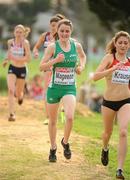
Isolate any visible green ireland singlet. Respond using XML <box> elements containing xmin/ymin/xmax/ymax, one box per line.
<box><xmin>47</xmin><ymin>39</ymin><xmax>78</xmax><ymax>104</ymax></box>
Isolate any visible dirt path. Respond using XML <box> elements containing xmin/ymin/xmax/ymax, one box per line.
<box><xmin>0</xmin><ymin>97</ymin><xmax>112</xmax><ymax>180</ymax></box>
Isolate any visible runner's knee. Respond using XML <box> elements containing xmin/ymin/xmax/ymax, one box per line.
<box><xmin>66</xmin><ymin>115</ymin><xmax>73</xmax><ymax>123</ymax></box>
<box><xmin>102</xmin><ymin>131</ymin><xmax>112</xmax><ymax>139</ymax></box>
<box><xmin>49</xmin><ymin>120</ymin><xmax>57</xmax><ymax>127</ymax></box>
<box><xmin>119</xmin><ymin>129</ymin><xmax>127</xmax><ymax>138</ymax></box>
<box><xmin>8</xmin><ymin>88</ymin><xmax>15</xmax><ymax>95</ymax></box>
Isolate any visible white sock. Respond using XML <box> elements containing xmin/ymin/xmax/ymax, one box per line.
<box><xmin>103</xmin><ymin>147</ymin><xmax>109</xmax><ymax>151</ymax></box>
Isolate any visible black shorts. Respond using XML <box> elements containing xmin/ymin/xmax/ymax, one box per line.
<box><xmin>102</xmin><ymin>98</ymin><xmax>130</xmax><ymax>111</ymax></box>
<box><xmin>8</xmin><ymin>64</ymin><xmax>27</xmax><ymax>79</ymax></box>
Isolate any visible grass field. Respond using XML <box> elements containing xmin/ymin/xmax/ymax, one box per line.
<box><xmin>0</xmin><ymin>97</ymin><xmax>112</xmax><ymax>180</ymax></box>
<box><xmin>75</xmin><ymin>114</ymin><xmax>130</xmax><ymax>179</ymax></box>
<box><xmin>1</xmin><ymin>97</ymin><xmax>130</xmax><ymax>179</ymax></box>
<box><xmin>0</xmin><ymin>56</ymin><xmax>105</xmax><ymax>94</ymax></box>
<box><xmin>1</xmin><ymin>56</ymin><xmax>130</xmax><ymax>179</ymax></box>
<box><xmin>1</xmin><ymin>96</ymin><xmax>130</xmax><ymax>179</ymax></box>
<box><xmin>58</xmin><ymin>112</ymin><xmax>130</xmax><ymax>179</ymax></box>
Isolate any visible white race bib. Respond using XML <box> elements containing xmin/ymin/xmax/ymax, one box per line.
<box><xmin>11</xmin><ymin>46</ymin><xmax>24</xmax><ymax>57</ymax></box>
<box><xmin>54</xmin><ymin>67</ymin><xmax>75</xmax><ymax>85</ymax></box>
<box><xmin>112</xmin><ymin>67</ymin><xmax>130</xmax><ymax>84</ymax></box>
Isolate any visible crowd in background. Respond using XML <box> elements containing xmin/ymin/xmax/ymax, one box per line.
<box><xmin>78</xmin><ymin>78</ymin><xmax>103</xmax><ymax>113</ymax></box>
<box><xmin>24</xmin><ymin>73</ymin><xmax>103</xmax><ymax>113</ymax></box>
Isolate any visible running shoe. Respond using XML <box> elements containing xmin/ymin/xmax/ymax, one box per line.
<box><xmin>8</xmin><ymin>113</ymin><xmax>15</xmax><ymax>121</ymax></box>
<box><xmin>61</xmin><ymin>138</ymin><xmax>71</xmax><ymax>159</ymax></box>
<box><xmin>116</xmin><ymin>169</ymin><xmax>125</xmax><ymax>179</ymax></box>
<box><xmin>43</xmin><ymin>118</ymin><xmax>49</xmax><ymax>125</ymax></box>
<box><xmin>101</xmin><ymin>148</ymin><xmax>109</xmax><ymax>166</ymax></box>
<box><xmin>49</xmin><ymin>148</ymin><xmax>57</xmax><ymax>162</ymax></box>
<box><xmin>18</xmin><ymin>98</ymin><xmax>23</xmax><ymax>105</ymax></box>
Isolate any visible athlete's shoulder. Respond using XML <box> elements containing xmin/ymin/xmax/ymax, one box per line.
<box><xmin>102</xmin><ymin>53</ymin><xmax>114</xmax><ymax>65</ymax></box>
<box><xmin>70</xmin><ymin>38</ymin><xmax>79</xmax><ymax>46</ymax></box>
<box><xmin>74</xmin><ymin>40</ymin><xmax>82</xmax><ymax>50</ymax></box>
<box><xmin>41</xmin><ymin>32</ymin><xmax>49</xmax><ymax>38</ymax></box>
<box><xmin>46</xmin><ymin>42</ymin><xmax>55</xmax><ymax>52</ymax></box>
<box><xmin>7</xmin><ymin>38</ymin><xmax>14</xmax><ymax>45</ymax></box>
<box><xmin>70</xmin><ymin>37</ymin><xmax>77</xmax><ymax>42</ymax></box>
<box><xmin>41</xmin><ymin>32</ymin><xmax>47</xmax><ymax>36</ymax></box>
<box><xmin>24</xmin><ymin>39</ymin><xmax>30</xmax><ymax>45</ymax></box>
<box><xmin>37</xmin><ymin>32</ymin><xmax>48</xmax><ymax>42</ymax></box>
<box><xmin>104</xmin><ymin>53</ymin><xmax>113</xmax><ymax>60</ymax></box>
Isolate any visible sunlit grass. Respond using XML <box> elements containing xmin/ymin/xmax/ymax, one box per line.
<box><xmin>0</xmin><ymin>56</ymin><xmax>105</xmax><ymax>95</ymax></box>
<box><xmin>58</xmin><ymin>113</ymin><xmax>130</xmax><ymax>179</ymax></box>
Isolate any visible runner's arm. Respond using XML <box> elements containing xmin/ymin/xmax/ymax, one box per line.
<box><xmin>2</xmin><ymin>39</ymin><xmax>12</xmax><ymax>67</ymax></box>
<box><xmin>39</xmin><ymin>43</ymin><xmax>64</xmax><ymax>71</ymax></box>
<box><xmin>92</xmin><ymin>54</ymin><xmax>119</xmax><ymax>81</ymax></box>
<box><xmin>33</xmin><ymin>33</ymin><xmax>46</xmax><ymax>58</ymax></box>
<box><xmin>75</xmin><ymin>42</ymin><xmax>86</xmax><ymax>74</ymax></box>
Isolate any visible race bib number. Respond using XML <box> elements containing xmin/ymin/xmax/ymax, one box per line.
<box><xmin>11</xmin><ymin>47</ymin><xmax>24</xmax><ymax>57</ymax></box>
<box><xmin>54</xmin><ymin>67</ymin><xmax>75</xmax><ymax>85</ymax></box>
<box><xmin>112</xmin><ymin>67</ymin><xmax>130</xmax><ymax>84</ymax></box>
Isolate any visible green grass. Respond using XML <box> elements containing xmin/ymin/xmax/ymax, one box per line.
<box><xmin>2</xmin><ymin>56</ymin><xmax>129</xmax><ymax>178</ymax></box>
<box><xmin>76</xmin><ymin>60</ymin><xmax>105</xmax><ymax>94</ymax></box>
<box><xmin>0</xmin><ymin>137</ymin><xmax>49</xmax><ymax>180</ymax></box>
<box><xmin>27</xmin><ymin>59</ymin><xmax>42</xmax><ymax>78</ymax></box>
<box><xmin>0</xmin><ymin>54</ymin><xmax>105</xmax><ymax>95</ymax></box>
<box><xmin>0</xmin><ymin>58</ymin><xmax>41</xmax><ymax>94</ymax></box>
<box><xmin>58</xmin><ymin>112</ymin><xmax>130</xmax><ymax>179</ymax></box>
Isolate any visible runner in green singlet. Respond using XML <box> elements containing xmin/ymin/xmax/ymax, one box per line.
<box><xmin>40</xmin><ymin>19</ymin><xmax>86</xmax><ymax>162</ymax></box>
<box><xmin>33</xmin><ymin>14</ymin><xmax>65</xmax><ymax>125</ymax></box>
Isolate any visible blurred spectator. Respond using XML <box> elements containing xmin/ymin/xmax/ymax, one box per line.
<box><xmin>78</xmin><ymin>81</ymin><xmax>89</xmax><ymax>104</ymax></box>
<box><xmin>27</xmin><ymin>74</ymin><xmax>44</xmax><ymax>100</ymax></box>
<box><xmin>78</xmin><ymin>79</ymin><xmax>103</xmax><ymax>113</ymax></box>
<box><xmin>88</xmin><ymin>92</ymin><xmax>103</xmax><ymax>113</ymax></box>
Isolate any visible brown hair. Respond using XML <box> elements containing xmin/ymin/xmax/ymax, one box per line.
<box><xmin>106</xmin><ymin>31</ymin><xmax>130</xmax><ymax>54</ymax></box>
<box><xmin>15</xmin><ymin>24</ymin><xmax>31</xmax><ymax>38</ymax></box>
<box><xmin>51</xmin><ymin>15</ymin><xmax>66</xmax><ymax>40</ymax></box>
<box><xmin>55</xmin><ymin>13</ymin><xmax>66</xmax><ymax>20</ymax></box>
<box><xmin>57</xmin><ymin>19</ymin><xmax>73</xmax><ymax>31</ymax></box>
<box><xmin>50</xmin><ymin>16</ymin><xmax>61</xmax><ymax>24</ymax></box>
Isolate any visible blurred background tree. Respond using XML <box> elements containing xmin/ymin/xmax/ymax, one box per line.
<box><xmin>0</xmin><ymin>0</ymin><xmax>116</xmax><ymax>48</ymax></box>
<box><xmin>3</xmin><ymin>0</ymin><xmax>51</xmax><ymax>27</ymax></box>
<box><xmin>52</xmin><ymin>0</ymin><xmax>107</xmax><ymax>51</ymax></box>
<box><xmin>0</xmin><ymin>0</ymin><xmax>51</xmax><ymax>48</ymax></box>
<box><xmin>87</xmin><ymin>0</ymin><xmax>130</xmax><ymax>32</ymax></box>
<box><xmin>1</xmin><ymin>0</ymin><xmax>129</xmax><ymax>46</ymax></box>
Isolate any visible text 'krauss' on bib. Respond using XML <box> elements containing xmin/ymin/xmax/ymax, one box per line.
<box><xmin>112</xmin><ymin>68</ymin><xmax>130</xmax><ymax>84</ymax></box>
<box><xmin>54</xmin><ymin>67</ymin><xmax>75</xmax><ymax>85</ymax></box>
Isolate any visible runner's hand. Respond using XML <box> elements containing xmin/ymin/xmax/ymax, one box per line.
<box><xmin>2</xmin><ymin>59</ymin><xmax>8</xmax><ymax>68</ymax></box>
<box><xmin>111</xmin><ymin>62</ymin><xmax>124</xmax><ymax>71</ymax></box>
<box><xmin>55</xmin><ymin>53</ymin><xmax>64</xmax><ymax>63</ymax></box>
<box><xmin>75</xmin><ymin>65</ymin><xmax>84</xmax><ymax>75</ymax></box>
<box><xmin>33</xmin><ymin>51</ymin><xmax>39</xmax><ymax>59</ymax></box>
